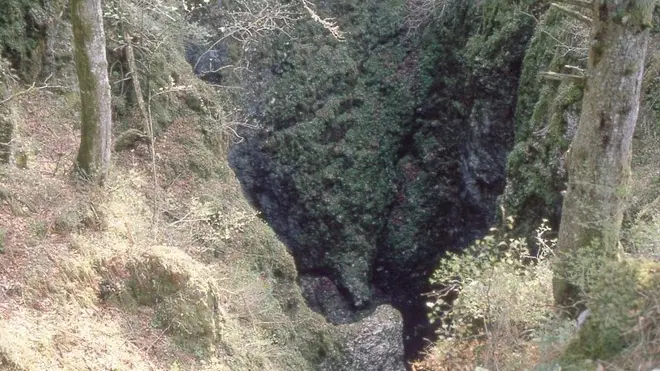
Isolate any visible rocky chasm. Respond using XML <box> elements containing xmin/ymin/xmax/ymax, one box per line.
<box><xmin>224</xmin><ymin>1</ymin><xmax>536</xmax><ymax>360</ymax></box>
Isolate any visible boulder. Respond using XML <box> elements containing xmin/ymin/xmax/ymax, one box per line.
<box><xmin>322</xmin><ymin>305</ymin><xmax>406</xmax><ymax>371</ymax></box>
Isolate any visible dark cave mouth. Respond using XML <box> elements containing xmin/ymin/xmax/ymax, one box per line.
<box><xmin>380</xmin><ymin>278</ymin><xmax>441</xmax><ymax>361</ymax></box>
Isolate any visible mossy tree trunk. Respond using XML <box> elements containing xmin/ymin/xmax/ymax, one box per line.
<box><xmin>0</xmin><ymin>83</ymin><xmax>13</xmax><ymax>164</ymax></box>
<box><xmin>553</xmin><ymin>0</ymin><xmax>655</xmax><ymax>309</ymax></box>
<box><xmin>118</xmin><ymin>0</ymin><xmax>149</xmax><ymax>136</ymax></box>
<box><xmin>71</xmin><ymin>0</ymin><xmax>112</xmax><ymax>182</ymax></box>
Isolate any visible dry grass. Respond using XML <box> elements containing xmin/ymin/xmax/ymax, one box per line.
<box><xmin>0</xmin><ymin>78</ymin><xmax>333</xmax><ymax>370</ymax></box>
<box><xmin>0</xmin><ymin>91</ymin><xmax>172</xmax><ymax>370</ymax></box>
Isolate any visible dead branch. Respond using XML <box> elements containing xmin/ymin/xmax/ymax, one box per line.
<box><xmin>403</xmin><ymin>0</ymin><xmax>454</xmax><ymax>35</ymax></box>
<box><xmin>541</xmin><ymin>25</ymin><xmax>589</xmax><ymax>60</ymax></box>
<box><xmin>0</xmin><ymin>74</ymin><xmax>65</xmax><ymax>106</ymax></box>
<box><xmin>123</xmin><ymin>32</ymin><xmax>150</xmax><ymax>135</ymax></box>
<box><xmin>300</xmin><ymin>0</ymin><xmax>345</xmax><ymax>41</ymax></box>
<box><xmin>194</xmin><ymin>0</ymin><xmax>302</xmax><ymax>73</ymax></box>
<box><xmin>564</xmin><ymin>64</ymin><xmax>585</xmax><ymax>74</ymax></box>
<box><xmin>555</xmin><ymin>0</ymin><xmax>593</xmax><ymax>9</ymax></box>
<box><xmin>551</xmin><ymin>3</ymin><xmax>592</xmax><ymax>25</ymax></box>
<box><xmin>539</xmin><ymin>71</ymin><xmax>586</xmax><ymax>83</ymax></box>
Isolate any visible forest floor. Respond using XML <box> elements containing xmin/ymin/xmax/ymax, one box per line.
<box><xmin>0</xmin><ymin>88</ymin><xmax>328</xmax><ymax>370</ymax></box>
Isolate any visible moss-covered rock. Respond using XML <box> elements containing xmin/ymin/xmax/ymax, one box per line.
<box><xmin>502</xmin><ymin>7</ymin><xmax>586</xmax><ymax>235</ymax></box>
<box><xmin>0</xmin><ymin>0</ymin><xmax>68</xmax><ymax>80</ymax></box>
<box><xmin>320</xmin><ymin>305</ymin><xmax>405</xmax><ymax>371</ymax></box>
<box><xmin>123</xmin><ymin>246</ymin><xmax>225</xmax><ymax>346</ymax></box>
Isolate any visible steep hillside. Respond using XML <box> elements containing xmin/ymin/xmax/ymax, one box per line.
<box><xmin>413</xmin><ymin>4</ymin><xmax>660</xmax><ymax>370</ymax></box>
<box><xmin>0</xmin><ymin>87</ymin><xmax>341</xmax><ymax>370</ymax></box>
<box><xmin>0</xmin><ymin>0</ymin><xmax>406</xmax><ymax>370</ymax></box>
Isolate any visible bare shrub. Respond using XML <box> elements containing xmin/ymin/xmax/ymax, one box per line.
<box><xmin>192</xmin><ymin>0</ymin><xmax>303</xmax><ymax>77</ymax></box>
<box><xmin>403</xmin><ymin>0</ymin><xmax>457</xmax><ymax>35</ymax></box>
<box><xmin>543</xmin><ymin>16</ymin><xmax>589</xmax><ymax>62</ymax></box>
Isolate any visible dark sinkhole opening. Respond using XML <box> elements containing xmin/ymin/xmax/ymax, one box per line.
<box><xmin>192</xmin><ymin>0</ymin><xmax>533</xmax><ymax>364</ymax></box>
<box><xmin>228</xmin><ymin>132</ymin><xmax>510</xmax><ymax>363</ymax></box>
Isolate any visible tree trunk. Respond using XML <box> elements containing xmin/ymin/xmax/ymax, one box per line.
<box><xmin>71</xmin><ymin>0</ymin><xmax>112</xmax><ymax>182</ymax></box>
<box><xmin>123</xmin><ymin>31</ymin><xmax>150</xmax><ymax>136</ymax></box>
<box><xmin>553</xmin><ymin>0</ymin><xmax>654</xmax><ymax>309</ymax></box>
<box><xmin>0</xmin><ymin>82</ymin><xmax>13</xmax><ymax>164</ymax></box>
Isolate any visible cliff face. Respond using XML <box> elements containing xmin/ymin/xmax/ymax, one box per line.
<box><xmin>504</xmin><ymin>7</ymin><xmax>660</xmax><ymax>238</ymax></box>
<box><xmin>228</xmin><ymin>0</ymin><xmax>536</xmax><ymax>354</ymax></box>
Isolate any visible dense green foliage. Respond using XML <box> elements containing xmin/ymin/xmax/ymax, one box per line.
<box><xmin>231</xmin><ymin>0</ymin><xmax>536</xmax><ymax>312</ymax></box>
<box><xmin>421</xmin><ymin>4</ymin><xmax>660</xmax><ymax>369</ymax></box>
<box><xmin>0</xmin><ymin>0</ymin><xmax>51</xmax><ymax>79</ymax></box>
<box><xmin>503</xmin><ymin>8</ymin><xmax>586</xmax><ymax>235</ymax></box>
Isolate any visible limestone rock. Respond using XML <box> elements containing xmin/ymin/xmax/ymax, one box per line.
<box><xmin>322</xmin><ymin>305</ymin><xmax>406</xmax><ymax>371</ymax></box>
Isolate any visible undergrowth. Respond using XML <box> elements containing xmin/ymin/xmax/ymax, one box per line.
<box><xmin>0</xmin><ymin>90</ymin><xmax>338</xmax><ymax>369</ymax></box>
<box><xmin>0</xmin><ymin>0</ymin><xmax>341</xmax><ymax>367</ymax></box>
<box><xmin>417</xmin><ymin>218</ymin><xmax>567</xmax><ymax>370</ymax></box>
<box><xmin>414</xmin><ymin>213</ymin><xmax>660</xmax><ymax>371</ymax></box>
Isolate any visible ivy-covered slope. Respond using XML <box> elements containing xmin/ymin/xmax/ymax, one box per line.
<box><xmin>229</xmin><ymin>0</ymin><xmax>536</xmax><ymax>352</ymax></box>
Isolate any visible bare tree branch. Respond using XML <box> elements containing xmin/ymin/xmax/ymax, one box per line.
<box><xmin>551</xmin><ymin>3</ymin><xmax>592</xmax><ymax>25</ymax></box>
<box><xmin>539</xmin><ymin>71</ymin><xmax>586</xmax><ymax>83</ymax></box>
<box><xmin>193</xmin><ymin>0</ymin><xmax>302</xmax><ymax>74</ymax></box>
<box><xmin>403</xmin><ymin>0</ymin><xmax>455</xmax><ymax>35</ymax></box>
<box><xmin>0</xmin><ymin>74</ymin><xmax>65</xmax><ymax>106</ymax></box>
<box><xmin>555</xmin><ymin>0</ymin><xmax>593</xmax><ymax>9</ymax></box>
<box><xmin>564</xmin><ymin>64</ymin><xmax>586</xmax><ymax>74</ymax></box>
<box><xmin>300</xmin><ymin>0</ymin><xmax>345</xmax><ymax>41</ymax></box>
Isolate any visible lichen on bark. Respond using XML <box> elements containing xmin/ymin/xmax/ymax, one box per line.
<box><xmin>70</xmin><ymin>0</ymin><xmax>112</xmax><ymax>182</ymax></box>
<box><xmin>554</xmin><ymin>0</ymin><xmax>653</xmax><ymax>308</ymax></box>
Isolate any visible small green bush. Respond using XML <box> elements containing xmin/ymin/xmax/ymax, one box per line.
<box><xmin>560</xmin><ymin>255</ymin><xmax>659</xmax><ymax>363</ymax></box>
<box><xmin>53</xmin><ymin>201</ymin><xmax>104</xmax><ymax>234</ymax></box>
<box><xmin>29</xmin><ymin>220</ymin><xmax>48</xmax><ymax>240</ymax></box>
<box><xmin>427</xmin><ymin>218</ymin><xmax>556</xmax><ymax>340</ymax></box>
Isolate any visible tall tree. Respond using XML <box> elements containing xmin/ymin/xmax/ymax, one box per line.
<box><xmin>553</xmin><ymin>0</ymin><xmax>656</xmax><ymax>308</ymax></box>
<box><xmin>0</xmin><ymin>66</ymin><xmax>13</xmax><ymax>165</ymax></box>
<box><xmin>71</xmin><ymin>0</ymin><xmax>112</xmax><ymax>182</ymax></box>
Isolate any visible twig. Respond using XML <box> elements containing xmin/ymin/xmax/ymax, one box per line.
<box><xmin>539</xmin><ymin>71</ymin><xmax>586</xmax><ymax>83</ymax></box>
<box><xmin>193</xmin><ymin>0</ymin><xmax>303</xmax><ymax>73</ymax></box>
<box><xmin>564</xmin><ymin>64</ymin><xmax>585</xmax><ymax>74</ymax></box>
<box><xmin>551</xmin><ymin>3</ymin><xmax>592</xmax><ymax>25</ymax></box>
<box><xmin>0</xmin><ymin>74</ymin><xmax>65</xmax><ymax>106</ymax></box>
<box><xmin>403</xmin><ymin>0</ymin><xmax>453</xmax><ymax>36</ymax></box>
<box><xmin>242</xmin><ymin>295</ymin><xmax>258</xmax><ymax>331</ymax></box>
<box><xmin>556</xmin><ymin>0</ymin><xmax>593</xmax><ymax>9</ymax></box>
<box><xmin>146</xmin><ymin>89</ymin><xmax>159</xmax><ymax>241</ymax></box>
<box><xmin>167</xmin><ymin>209</ymin><xmax>198</xmax><ymax>226</ymax></box>
<box><xmin>141</xmin><ymin>323</ymin><xmax>171</xmax><ymax>351</ymax></box>
<box><xmin>540</xmin><ymin>27</ymin><xmax>589</xmax><ymax>60</ymax></box>
<box><xmin>301</xmin><ymin>0</ymin><xmax>345</xmax><ymax>40</ymax></box>
<box><xmin>224</xmin><ymin>125</ymin><xmax>246</xmax><ymax>143</ymax></box>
